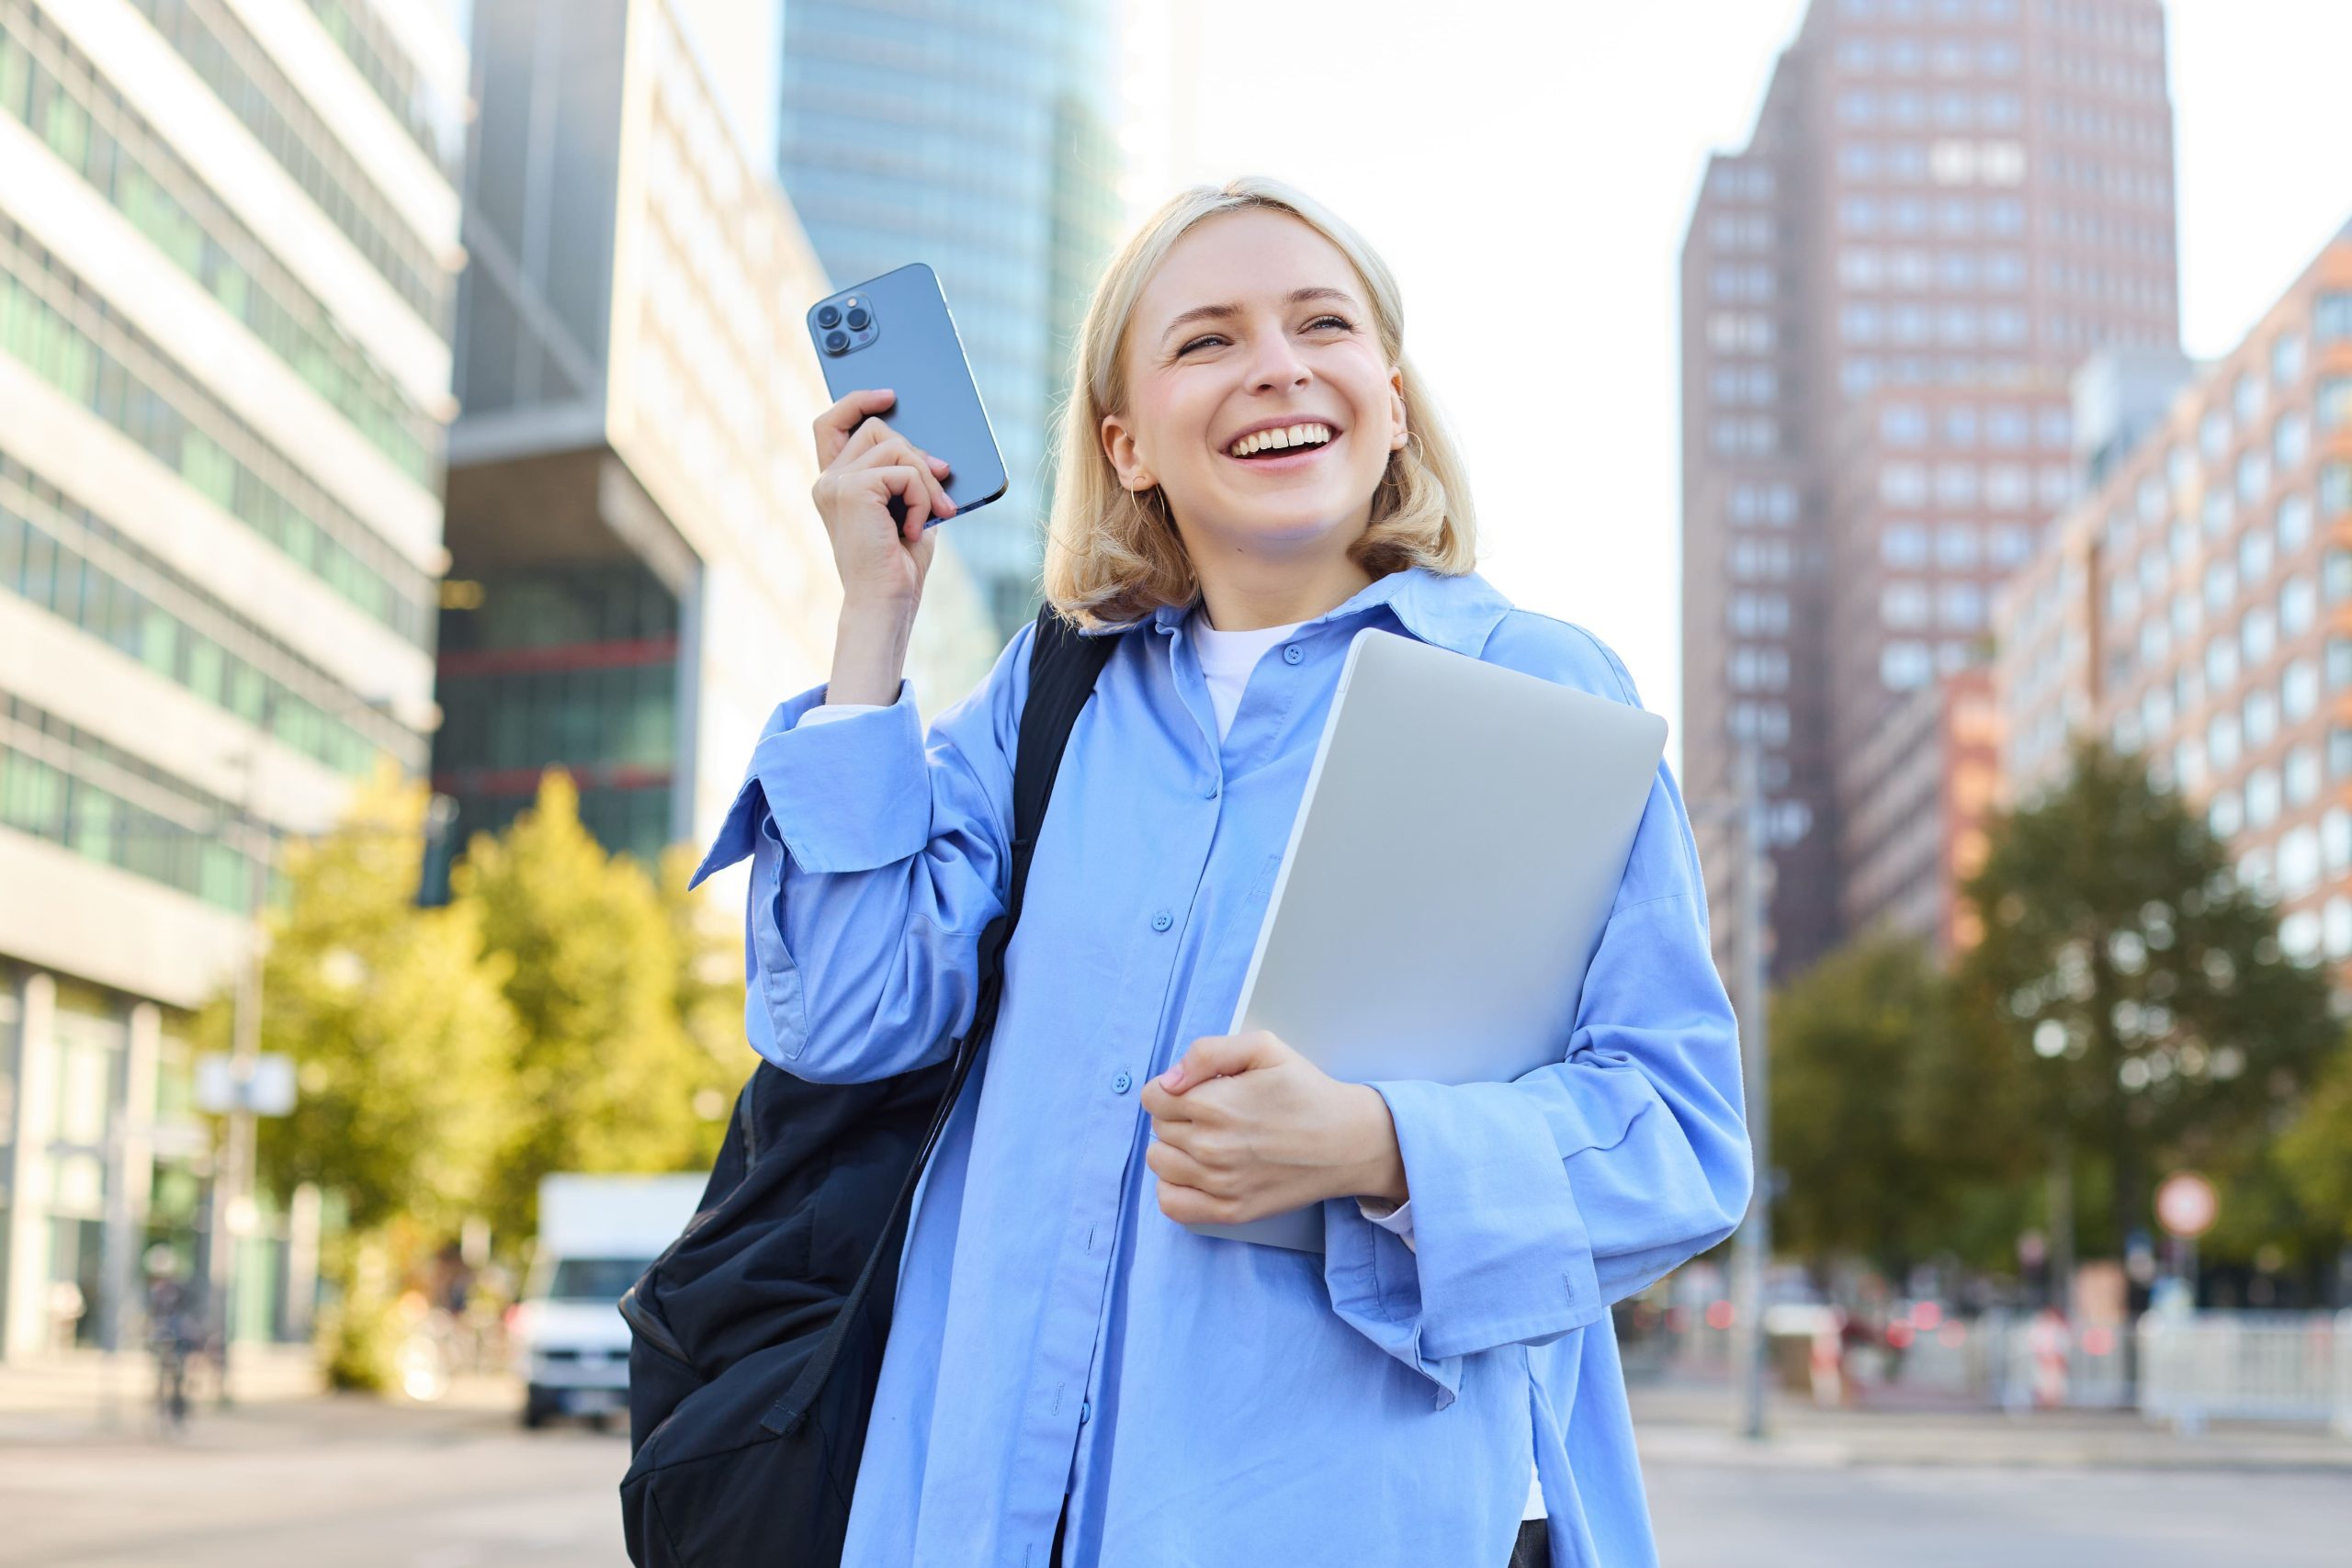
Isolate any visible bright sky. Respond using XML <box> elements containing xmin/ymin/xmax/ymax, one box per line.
<box><xmin>1124</xmin><ymin>0</ymin><xmax>2352</xmax><ymax>769</ymax></box>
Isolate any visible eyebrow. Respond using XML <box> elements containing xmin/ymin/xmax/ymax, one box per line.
<box><xmin>1158</xmin><ymin>286</ymin><xmax>1359</xmax><ymax>345</ymax></box>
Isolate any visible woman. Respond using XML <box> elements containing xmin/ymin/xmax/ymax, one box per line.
<box><xmin>691</xmin><ymin>176</ymin><xmax>1751</xmax><ymax>1567</ymax></box>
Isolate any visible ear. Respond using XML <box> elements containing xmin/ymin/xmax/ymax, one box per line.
<box><xmin>1387</xmin><ymin>365</ymin><xmax>1408</xmax><ymax>451</ymax></box>
<box><xmin>1100</xmin><ymin>411</ymin><xmax>1156</xmax><ymax>492</ymax></box>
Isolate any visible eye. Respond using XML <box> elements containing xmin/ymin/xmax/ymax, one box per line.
<box><xmin>1178</xmin><ymin>314</ymin><xmax>1356</xmax><ymax>357</ymax></box>
<box><xmin>1309</xmin><ymin>313</ymin><xmax>1355</xmax><ymax>332</ymax></box>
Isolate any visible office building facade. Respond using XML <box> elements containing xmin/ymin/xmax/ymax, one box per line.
<box><xmin>1997</xmin><ymin>221</ymin><xmax>2352</xmax><ymax>976</ymax></box>
<box><xmin>443</xmin><ymin>0</ymin><xmax>997</xmax><ymax>869</ymax></box>
<box><xmin>1681</xmin><ymin>0</ymin><xmax>2181</xmax><ymax>976</ymax></box>
<box><xmin>0</xmin><ymin>0</ymin><xmax>466</xmax><ymax>1359</ymax></box>
<box><xmin>775</xmin><ymin>0</ymin><xmax>1125</xmax><ymax>642</ymax></box>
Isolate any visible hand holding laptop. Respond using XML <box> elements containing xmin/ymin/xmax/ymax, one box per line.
<box><xmin>1140</xmin><ymin>1029</ymin><xmax>1408</xmax><ymax>1230</ymax></box>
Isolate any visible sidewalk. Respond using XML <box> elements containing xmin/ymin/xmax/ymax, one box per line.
<box><xmin>1631</xmin><ymin>1374</ymin><xmax>2352</xmax><ymax>1472</ymax></box>
<box><xmin>0</xmin><ymin>1342</ymin><xmax>322</xmax><ymax>1443</ymax></box>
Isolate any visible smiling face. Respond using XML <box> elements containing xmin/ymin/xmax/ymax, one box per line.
<box><xmin>1101</xmin><ymin>208</ymin><xmax>1408</xmax><ymax>566</ymax></box>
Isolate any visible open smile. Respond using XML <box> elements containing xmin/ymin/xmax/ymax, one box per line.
<box><xmin>1213</xmin><ymin>423</ymin><xmax>1345</xmax><ymax>472</ymax></box>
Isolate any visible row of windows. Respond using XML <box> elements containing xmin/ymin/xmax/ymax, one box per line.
<box><xmin>1838</xmin><ymin>138</ymin><xmax>2027</xmax><ymax>187</ymax></box>
<box><xmin>121</xmin><ymin>0</ymin><xmax>448</xmax><ymax>329</ymax></box>
<box><xmin>1840</xmin><ymin>354</ymin><xmax>2047</xmax><ymax>397</ymax></box>
<box><xmin>1841</xmin><ymin>300</ymin><xmax>2032</xmax><ymax>348</ymax></box>
<box><xmin>2043</xmin><ymin>49</ymin><xmax>2165</xmax><ymax>102</ymax></box>
<box><xmin>1731</xmin><ymin>591</ymin><xmax>1792</xmax><ymax>637</ymax></box>
<box><xmin>2042</xmin><ymin>204</ymin><xmax>2176</xmax><ymax>263</ymax></box>
<box><xmin>0</xmin><ymin>689</ymin><xmax>266</xmax><ymax>913</ymax></box>
<box><xmin>1836</xmin><ymin>0</ymin><xmax>2021</xmax><ymax>23</ymax></box>
<box><xmin>1836</xmin><ymin>86</ymin><xmax>2023</xmax><ymax>129</ymax></box>
<box><xmin>1880</xmin><ymin>400</ymin><xmax>2069</xmax><ymax>450</ymax></box>
<box><xmin>300</xmin><ymin>0</ymin><xmax>459</xmax><ymax>175</ymax></box>
<box><xmin>441</xmin><ymin>781</ymin><xmax>673</xmax><ymax>870</ymax></box>
<box><xmin>2044</xmin><ymin>259</ymin><xmax>2173</xmax><ymax>311</ymax></box>
<box><xmin>1882</xmin><ymin>518</ymin><xmax>2039</xmax><ymax>569</ymax></box>
<box><xmin>2042</xmin><ymin>152</ymin><xmax>2172</xmax><ymax>212</ymax></box>
<box><xmin>1729</xmin><ymin>482</ymin><xmax>1802</xmax><ymax>526</ymax></box>
<box><xmin>1881</xmin><ymin>637</ymin><xmax>1983</xmax><ymax>690</ymax></box>
<box><xmin>1710</xmin><ymin>366</ymin><xmax>1779</xmax><ymax>405</ymax></box>
<box><xmin>435</xmin><ymin>663</ymin><xmax>678</xmax><ymax>778</ymax></box>
<box><xmin>1882</xmin><ymin>578</ymin><xmax>1989</xmax><ymax>631</ymax></box>
<box><xmin>1832</xmin><ymin>30</ymin><xmax>2021</xmax><ymax>75</ymax></box>
<box><xmin>2317</xmin><ymin>293</ymin><xmax>2352</xmax><ymax>344</ymax></box>
<box><xmin>1706</xmin><ymin>310</ymin><xmax>1776</xmax><ymax>354</ymax></box>
<box><xmin>1729</xmin><ymin>645</ymin><xmax>1791</xmax><ymax>691</ymax></box>
<box><xmin>2204</xmin><ymin>751</ymin><xmax>2328</xmax><ymax>840</ymax></box>
<box><xmin>0</xmin><ymin>219</ymin><xmax>435</xmax><ymax>645</ymax></box>
<box><xmin>0</xmin><ymin>454</ymin><xmax>400</xmax><ymax>777</ymax></box>
<box><xmin>1707</xmin><ymin>212</ymin><xmax>1776</xmax><ymax>252</ymax></box>
<box><xmin>1879</xmin><ymin>459</ymin><xmax>2076</xmax><ymax>511</ymax></box>
<box><xmin>2107</xmin><ymin>513</ymin><xmax>2317</xmax><ymax>634</ymax></box>
<box><xmin>1838</xmin><ymin>191</ymin><xmax>2027</xmax><ymax>237</ymax></box>
<box><xmin>1839</xmin><ymin>245</ymin><xmax>2029</xmax><ymax>292</ymax></box>
<box><xmin>1730</xmin><ymin>536</ymin><xmax>1798</xmax><ymax>581</ymax></box>
<box><xmin>1708</xmin><ymin>263</ymin><xmax>1775</xmax><ymax>302</ymax></box>
<box><xmin>0</xmin><ymin>8</ymin><xmax>436</xmax><ymax>480</ymax></box>
<box><xmin>1707</xmin><ymin>164</ymin><xmax>1776</xmax><ymax>202</ymax></box>
<box><xmin>2044</xmin><ymin>99</ymin><xmax>2171</xmax><ymax>153</ymax></box>
<box><xmin>1710</xmin><ymin>415</ymin><xmax>1780</xmax><ymax>457</ymax></box>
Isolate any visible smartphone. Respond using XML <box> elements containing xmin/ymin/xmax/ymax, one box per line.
<box><xmin>807</xmin><ymin>263</ymin><xmax>1010</xmax><ymax>528</ymax></box>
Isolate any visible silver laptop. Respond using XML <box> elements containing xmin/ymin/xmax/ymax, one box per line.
<box><xmin>1184</xmin><ymin>626</ymin><xmax>1669</xmax><ymax>1251</ymax></box>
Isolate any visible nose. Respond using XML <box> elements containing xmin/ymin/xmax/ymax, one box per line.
<box><xmin>1245</xmin><ymin>321</ymin><xmax>1312</xmax><ymax>393</ymax></box>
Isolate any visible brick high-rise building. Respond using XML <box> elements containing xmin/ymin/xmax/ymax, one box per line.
<box><xmin>1997</xmin><ymin>221</ymin><xmax>2352</xmax><ymax>982</ymax></box>
<box><xmin>1681</xmin><ymin>0</ymin><xmax>2181</xmax><ymax>979</ymax></box>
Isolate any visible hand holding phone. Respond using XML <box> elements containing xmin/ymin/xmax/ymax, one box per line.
<box><xmin>809</xmin><ymin>387</ymin><xmax>957</xmax><ymax>610</ymax></box>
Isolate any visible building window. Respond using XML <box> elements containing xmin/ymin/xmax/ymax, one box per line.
<box><xmin>1934</xmin><ymin>462</ymin><xmax>1980</xmax><ymax>507</ymax></box>
<box><xmin>2233</xmin><ymin>370</ymin><xmax>2267</xmax><ymax>425</ymax></box>
<box><xmin>1934</xmin><ymin>521</ymin><xmax>1979</xmax><ymax>568</ymax></box>
<box><xmin>1880</xmin><ymin>403</ymin><xmax>1928</xmax><ymax>445</ymax></box>
<box><xmin>1883</xmin><ymin>521</ymin><xmax>1930</xmax><ymax>567</ymax></box>
<box><xmin>2287</xmin><ymin>744</ymin><xmax>2321</xmax><ymax>807</ymax></box>
<box><xmin>1881</xmin><ymin>463</ymin><xmax>1929</xmax><ymax>505</ymax></box>
<box><xmin>2279</xmin><ymin>493</ymin><xmax>2313</xmax><ymax>553</ymax></box>
<box><xmin>2245</xmin><ymin>684</ymin><xmax>2279</xmax><ymax>749</ymax></box>
<box><xmin>2240</xmin><ymin>525</ymin><xmax>2275</xmax><ymax>586</ymax></box>
<box><xmin>2326</xmin><ymin>464</ymin><xmax>2352</xmax><ymax>517</ymax></box>
<box><xmin>1730</xmin><ymin>592</ymin><xmax>1790</xmax><ymax>635</ymax></box>
<box><xmin>2319</xmin><ymin>378</ymin><xmax>2352</xmax><ymax>433</ymax></box>
<box><xmin>2237</xmin><ymin>450</ymin><xmax>2272</xmax><ymax>506</ymax></box>
<box><xmin>1883</xmin><ymin>581</ymin><xmax>1932</xmax><ymax>628</ymax></box>
<box><xmin>2273</xmin><ymin>330</ymin><xmax>2308</xmax><ymax>387</ymax></box>
<box><xmin>1731</xmin><ymin>646</ymin><xmax>1791</xmax><ymax>690</ymax></box>
<box><xmin>2242</xmin><ymin>604</ymin><xmax>2278</xmax><ymax>667</ymax></box>
<box><xmin>2275</xmin><ymin>411</ymin><xmax>2312</xmax><ymax>472</ymax></box>
<box><xmin>2209</xmin><ymin>789</ymin><xmax>2244</xmax><ymax>838</ymax></box>
<box><xmin>1939</xmin><ymin>581</ymin><xmax>1985</xmax><ymax>628</ymax></box>
<box><xmin>2284</xmin><ymin>657</ymin><xmax>2319</xmax><ymax>721</ymax></box>
<box><xmin>1881</xmin><ymin>641</ymin><xmax>1933</xmax><ymax>689</ymax></box>
<box><xmin>2282</xmin><ymin>574</ymin><xmax>2317</xmax><ymax>637</ymax></box>
<box><xmin>2208</xmin><ymin>709</ymin><xmax>2243</xmax><ymax>772</ymax></box>
<box><xmin>2199</xmin><ymin>407</ymin><xmax>2233</xmax><ymax>463</ymax></box>
<box><xmin>2315</xmin><ymin>292</ymin><xmax>2352</xmax><ymax>342</ymax></box>
<box><xmin>1984</xmin><ymin>464</ymin><xmax>2030</xmax><ymax>510</ymax></box>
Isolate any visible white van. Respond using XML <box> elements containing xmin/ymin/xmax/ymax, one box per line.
<box><xmin>508</xmin><ymin>1173</ymin><xmax>704</xmax><ymax>1428</ymax></box>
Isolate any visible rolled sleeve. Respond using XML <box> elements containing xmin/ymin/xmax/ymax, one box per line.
<box><xmin>685</xmin><ymin>626</ymin><xmax>1036</xmax><ymax>1083</ymax></box>
<box><xmin>1322</xmin><ymin>763</ymin><xmax>1753</xmax><ymax>1401</ymax></box>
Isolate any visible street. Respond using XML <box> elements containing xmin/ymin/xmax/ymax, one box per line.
<box><xmin>6</xmin><ymin>1371</ymin><xmax>2352</xmax><ymax>1565</ymax></box>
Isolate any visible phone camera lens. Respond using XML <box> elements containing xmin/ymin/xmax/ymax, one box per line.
<box><xmin>844</xmin><ymin>306</ymin><xmax>870</xmax><ymax>331</ymax></box>
<box><xmin>816</xmin><ymin>304</ymin><xmax>841</xmax><ymax>329</ymax></box>
<box><xmin>823</xmin><ymin>329</ymin><xmax>849</xmax><ymax>355</ymax></box>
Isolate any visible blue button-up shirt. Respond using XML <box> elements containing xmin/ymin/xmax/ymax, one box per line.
<box><xmin>692</xmin><ymin>564</ymin><xmax>1751</xmax><ymax>1568</ymax></box>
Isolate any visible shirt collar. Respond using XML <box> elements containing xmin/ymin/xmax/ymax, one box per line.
<box><xmin>1077</xmin><ymin>564</ymin><xmax>1511</xmax><ymax>659</ymax></box>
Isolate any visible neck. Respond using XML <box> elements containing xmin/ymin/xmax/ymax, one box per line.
<box><xmin>1194</xmin><ymin>551</ymin><xmax>1377</xmax><ymax>633</ymax></box>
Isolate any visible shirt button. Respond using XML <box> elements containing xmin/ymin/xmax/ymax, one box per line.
<box><xmin>1151</xmin><ymin>909</ymin><xmax>1173</xmax><ymax>931</ymax></box>
<box><xmin>1112</xmin><ymin>1070</ymin><xmax>1133</xmax><ymax>1094</ymax></box>
<box><xmin>1283</xmin><ymin>644</ymin><xmax>1304</xmax><ymax>665</ymax></box>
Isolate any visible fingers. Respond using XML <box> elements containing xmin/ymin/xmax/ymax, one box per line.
<box><xmin>1145</xmin><ymin>1138</ymin><xmax>1229</xmax><ymax>1195</ymax></box>
<box><xmin>1158</xmin><ymin>1030</ymin><xmax>1286</xmax><ymax>1095</ymax></box>
<box><xmin>813</xmin><ymin>388</ymin><xmax>899</xmax><ymax>468</ymax></box>
<box><xmin>835</xmin><ymin>417</ymin><xmax>956</xmax><ymax>522</ymax></box>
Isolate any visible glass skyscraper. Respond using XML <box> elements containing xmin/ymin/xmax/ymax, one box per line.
<box><xmin>776</xmin><ymin>0</ymin><xmax>1125</xmax><ymax>641</ymax></box>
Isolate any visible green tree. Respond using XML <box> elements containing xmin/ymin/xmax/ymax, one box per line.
<box><xmin>1770</xmin><ymin>932</ymin><xmax>2031</xmax><ymax>1276</ymax></box>
<box><xmin>1954</xmin><ymin>739</ymin><xmax>2336</xmax><ymax>1286</ymax></box>
<box><xmin>455</xmin><ymin>771</ymin><xmax>736</xmax><ymax>1246</ymax></box>
<box><xmin>198</xmin><ymin>773</ymin><xmax>515</xmax><ymax>1237</ymax></box>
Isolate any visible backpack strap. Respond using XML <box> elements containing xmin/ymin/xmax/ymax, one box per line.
<box><xmin>764</xmin><ymin>604</ymin><xmax>1120</xmax><ymax>1438</ymax></box>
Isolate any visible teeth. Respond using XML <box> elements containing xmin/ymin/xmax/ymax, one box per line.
<box><xmin>1228</xmin><ymin>423</ymin><xmax>1333</xmax><ymax>457</ymax></box>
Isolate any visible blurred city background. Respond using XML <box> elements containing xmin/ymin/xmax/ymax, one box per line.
<box><xmin>3</xmin><ymin>0</ymin><xmax>2351</xmax><ymax>1562</ymax></box>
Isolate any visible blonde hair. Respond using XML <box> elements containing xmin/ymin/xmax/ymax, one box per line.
<box><xmin>1039</xmin><ymin>175</ymin><xmax>1479</xmax><ymax>630</ymax></box>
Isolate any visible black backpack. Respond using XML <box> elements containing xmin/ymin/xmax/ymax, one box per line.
<box><xmin>617</xmin><ymin>604</ymin><xmax>1120</xmax><ymax>1567</ymax></box>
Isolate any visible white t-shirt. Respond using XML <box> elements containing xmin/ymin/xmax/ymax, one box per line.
<box><xmin>803</xmin><ymin>608</ymin><xmax>1544</xmax><ymax>1522</ymax></box>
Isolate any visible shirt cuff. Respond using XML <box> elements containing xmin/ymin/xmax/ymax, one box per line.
<box><xmin>688</xmin><ymin>678</ymin><xmax>925</xmax><ymax>886</ymax></box>
<box><xmin>1356</xmin><ymin>1196</ymin><xmax>1418</xmax><ymax>1253</ymax></box>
